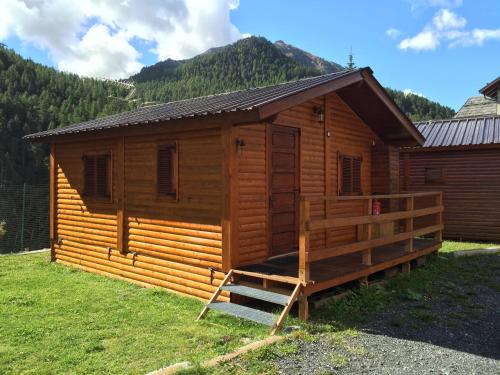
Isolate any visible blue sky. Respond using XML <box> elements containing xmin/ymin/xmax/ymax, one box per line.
<box><xmin>2</xmin><ymin>0</ymin><xmax>499</xmax><ymax>110</ymax></box>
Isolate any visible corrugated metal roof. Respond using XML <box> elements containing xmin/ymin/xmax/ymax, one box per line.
<box><xmin>415</xmin><ymin>116</ymin><xmax>500</xmax><ymax>147</ymax></box>
<box><xmin>25</xmin><ymin>69</ymin><xmax>357</xmax><ymax>140</ymax></box>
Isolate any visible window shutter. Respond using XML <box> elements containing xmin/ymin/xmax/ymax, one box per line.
<box><xmin>339</xmin><ymin>153</ymin><xmax>362</xmax><ymax>195</ymax></box>
<box><xmin>352</xmin><ymin>157</ymin><xmax>361</xmax><ymax>194</ymax></box>
<box><xmin>83</xmin><ymin>156</ymin><xmax>95</xmax><ymax>196</ymax></box>
<box><xmin>96</xmin><ymin>155</ymin><xmax>109</xmax><ymax>197</ymax></box>
<box><xmin>342</xmin><ymin>155</ymin><xmax>352</xmax><ymax>194</ymax></box>
<box><xmin>83</xmin><ymin>153</ymin><xmax>111</xmax><ymax>199</ymax></box>
<box><xmin>158</xmin><ymin>144</ymin><xmax>176</xmax><ymax>197</ymax></box>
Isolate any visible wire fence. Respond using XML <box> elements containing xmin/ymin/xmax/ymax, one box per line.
<box><xmin>0</xmin><ymin>183</ymin><xmax>50</xmax><ymax>254</ymax></box>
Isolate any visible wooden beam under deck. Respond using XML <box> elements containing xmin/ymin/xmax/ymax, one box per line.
<box><xmin>304</xmin><ymin>241</ymin><xmax>441</xmax><ymax>296</ymax></box>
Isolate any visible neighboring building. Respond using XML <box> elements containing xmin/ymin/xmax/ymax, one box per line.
<box><xmin>455</xmin><ymin>76</ymin><xmax>500</xmax><ymax>118</ymax></box>
<box><xmin>26</xmin><ymin>68</ymin><xmax>443</xmax><ymax>329</ymax></box>
<box><xmin>401</xmin><ymin>76</ymin><xmax>500</xmax><ymax>241</ymax></box>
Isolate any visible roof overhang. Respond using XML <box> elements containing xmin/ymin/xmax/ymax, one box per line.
<box><xmin>256</xmin><ymin>68</ymin><xmax>424</xmax><ymax>146</ymax></box>
<box><xmin>479</xmin><ymin>76</ymin><xmax>500</xmax><ymax>99</ymax></box>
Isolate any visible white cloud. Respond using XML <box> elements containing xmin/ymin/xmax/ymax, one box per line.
<box><xmin>452</xmin><ymin>28</ymin><xmax>500</xmax><ymax>47</ymax></box>
<box><xmin>0</xmin><ymin>0</ymin><xmax>246</xmax><ymax>78</ymax></box>
<box><xmin>403</xmin><ymin>88</ymin><xmax>426</xmax><ymax>98</ymax></box>
<box><xmin>398</xmin><ymin>8</ymin><xmax>500</xmax><ymax>51</ymax></box>
<box><xmin>385</xmin><ymin>28</ymin><xmax>401</xmax><ymax>39</ymax></box>
<box><xmin>432</xmin><ymin>8</ymin><xmax>466</xmax><ymax>30</ymax></box>
<box><xmin>406</xmin><ymin>0</ymin><xmax>463</xmax><ymax>12</ymax></box>
<box><xmin>399</xmin><ymin>29</ymin><xmax>439</xmax><ymax>51</ymax></box>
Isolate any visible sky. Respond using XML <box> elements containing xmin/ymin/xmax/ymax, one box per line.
<box><xmin>0</xmin><ymin>0</ymin><xmax>499</xmax><ymax>110</ymax></box>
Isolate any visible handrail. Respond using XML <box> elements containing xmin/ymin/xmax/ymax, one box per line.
<box><xmin>302</xmin><ymin>191</ymin><xmax>441</xmax><ymax>202</ymax></box>
<box><xmin>309</xmin><ymin>205</ymin><xmax>444</xmax><ymax>230</ymax></box>
<box><xmin>299</xmin><ymin>191</ymin><xmax>444</xmax><ymax>273</ymax></box>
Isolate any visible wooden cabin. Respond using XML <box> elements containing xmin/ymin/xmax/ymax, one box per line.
<box><xmin>27</xmin><ymin>68</ymin><xmax>443</xmax><ymax>330</ymax></box>
<box><xmin>401</xmin><ymin>115</ymin><xmax>500</xmax><ymax>241</ymax></box>
<box><xmin>401</xmin><ymin>77</ymin><xmax>500</xmax><ymax>242</ymax></box>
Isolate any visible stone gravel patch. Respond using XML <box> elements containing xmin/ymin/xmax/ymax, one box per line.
<box><xmin>276</xmin><ymin>256</ymin><xmax>500</xmax><ymax>375</ymax></box>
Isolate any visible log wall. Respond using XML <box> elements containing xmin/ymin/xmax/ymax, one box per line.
<box><xmin>53</xmin><ymin>126</ymin><xmax>225</xmax><ymax>300</ymax></box>
<box><xmin>400</xmin><ymin>148</ymin><xmax>500</xmax><ymax>241</ymax></box>
<box><xmin>234</xmin><ymin>93</ymin><xmax>381</xmax><ymax>264</ymax></box>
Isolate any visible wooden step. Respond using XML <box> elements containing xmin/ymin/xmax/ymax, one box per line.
<box><xmin>221</xmin><ymin>284</ymin><xmax>290</xmax><ymax>305</ymax></box>
<box><xmin>207</xmin><ymin>302</ymin><xmax>276</xmax><ymax>326</ymax></box>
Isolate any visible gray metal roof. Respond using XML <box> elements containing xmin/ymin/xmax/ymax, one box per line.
<box><xmin>25</xmin><ymin>69</ymin><xmax>357</xmax><ymax>140</ymax></box>
<box><xmin>415</xmin><ymin>116</ymin><xmax>500</xmax><ymax>147</ymax></box>
<box><xmin>454</xmin><ymin>96</ymin><xmax>498</xmax><ymax>118</ymax></box>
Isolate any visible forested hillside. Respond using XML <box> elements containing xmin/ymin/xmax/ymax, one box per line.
<box><xmin>1</xmin><ymin>36</ymin><xmax>455</xmax><ymax>186</ymax></box>
<box><xmin>0</xmin><ymin>44</ymin><xmax>133</xmax><ymax>185</ymax></box>
<box><xmin>386</xmin><ymin>88</ymin><xmax>455</xmax><ymax>122</ymax></box>
<box><xmin>131</xmin><ymin>37</ymin><xmax>318</xmax><ymax>103</ymax></box>
<box><xmin>131</xmin><ymin>37</ymin><xmax>455</xmax><ymax>121</ymax></box>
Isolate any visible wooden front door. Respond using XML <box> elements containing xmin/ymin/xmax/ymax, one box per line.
<box><xmin>269</xmin><ymin>125</ymin><xmax>300</xmax><ymax>257</ymax></box>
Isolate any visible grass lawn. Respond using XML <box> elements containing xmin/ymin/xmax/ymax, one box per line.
<box><xmin>439</xmin><ymin>240</ymin><xmax>499</xmax><ymax>253</ymax></box>
<box><xmin>1</xmin><ymin>240</ymin><xmax>498</xmax><ymax>374</ymax></box>
<box><xmin>0</xmin><ymin>252</ymin><xmax>268</xmax><ymax>375</ymax></box>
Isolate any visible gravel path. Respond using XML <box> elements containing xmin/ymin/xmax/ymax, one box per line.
<box><xmin>276</xmin><ymin>258</ymin><xmax>500</xmax><ymax>375</ymax></box>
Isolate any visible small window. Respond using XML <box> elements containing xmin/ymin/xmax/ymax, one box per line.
<box><xmin>83</xmin><ymin>154</ymin><xmax>111</xmax><ymax>199</ymax></box>
<box><xmin>425</xmin><ymin>167</ymin><xmax>444</xmax><ymax>184</ymax></box>
<box><xmin>157</xmin><ymin>143</ymin><xmax>177</xmax><ymax>198</ymax></box>
<box><xmin>339</xmin><ymin>153</ymin><xmax>362</xmax><ymax>195</ymax></box>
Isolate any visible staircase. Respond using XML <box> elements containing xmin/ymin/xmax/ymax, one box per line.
<box><xmin>196</xmin><ymin>269</ymin><xmax>303</xmax><ymax>335</ymax></box>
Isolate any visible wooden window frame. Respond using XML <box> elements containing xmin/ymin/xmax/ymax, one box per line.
<box><xmin>82</xmin><ymin>151</ymin><xmax>113</xmax><ymax>202</ymax></box>
<box><xmin>156</xmin><ymin>142</ymin><xmax>178</xmax><ymax>201</ymax></box>
<box><xmin>424</xmin><ymin>167</ymin><xmax>445</xmax><ymax>185</ymax></box>
<box><xmin>338</xmin><ymin>152</ymin><xmax>363</xmax><ymax>196</ymax></box>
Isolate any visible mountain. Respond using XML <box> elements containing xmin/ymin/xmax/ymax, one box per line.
<box><xmin>274</xmin><ymin>40</ymin><xmax>344</xmax><ymax>74</ymax></box>
<box><xmin>386</xmin><ymin>88</ymin><xmax>455</xmax><ymax>122</ymax></box>
<box><xmin>0</xmin><ymin>37</ymin><xmax>455</xmax><ymax>186</ymax></box>
<box><xmin>130</xmin><ymin>37</ymin><xmax>318</xmax><ymax>103</ymax></box>
<box><xmin>0</xmin><ymin>44</ymin><xmax>133</xmax><ymax>184</ymax></box>
<box><xmin>129</xmin><ymin>37</ymin><xmax>454</xmax><ymax>121</ymax></box>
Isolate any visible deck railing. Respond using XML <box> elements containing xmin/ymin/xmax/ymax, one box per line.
<box><xmin>298</xmin><ymin>192</ymin><xmax>444</xmax><ymax>285</ymax></box>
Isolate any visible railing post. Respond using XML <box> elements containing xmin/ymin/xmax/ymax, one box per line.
<box><xmin>299</xmin><ymin>197</ymin><xmax>310</xmax><ymax>284</ymax></box>
<box><xmin>298</xmin><ymin>197</ymin><xmax>310</xmax><ymax>321</ymax></box>
<box><xmin>361</xmin><ymin>198</ymin><xmax>372</xmax><ymax>266</ymax></box>
<box><xmin>405</xmin><ymin>196</ymin><xmax>414</xmax><ymax>253</ymax></box>
<box><xmin>436</xmin><ymin>192</ymin><xmax>443</xmax><ymax>242</ymax></box>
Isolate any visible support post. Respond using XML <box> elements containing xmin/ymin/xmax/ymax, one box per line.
<box><xmin>299</xmin><ymin>197</ymin><xmax>310</xmax><ymax>284</ymax></box>
<box><xmin>298</xmin><ymin>197</ymin><xmax>310</xmax><ymax>322</ymax></box>
<box><xmin>298</xmin><ymin>293</ymin><xmax>309</xmax><ymax>321</ymax></box>
<box><xmin>116</xmin><ymin>136</ymin><xmax>126</xmax><ymax>254</ymax></box>
<box><xmin>20</xmin><ymin>182</ymin><xmax>26</xmax><ymax>251</ymax></box>
<box><xmin>49</xmin><ymin>144</ymin><xmax>56</xmax><ymax>262</ymax></box>
<box><xmin>361</xmin><ymin>198</ymin><xmax>372</xmax><ymax>266</ymax></box>
<box><xmin>436</xmin><ymin>192</ymin><xmax>443</xmax><ymax>242</ymax></box>
<box><xmin>405</xmin><ymin>196</ymin><xmax>414</xmax><ymax>253</ymax></box>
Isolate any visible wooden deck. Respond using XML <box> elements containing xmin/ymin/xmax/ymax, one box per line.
<box><xmin>240</xmin><ymin>238</ymin><xmax>441</xmax><ymax>296</ymax></box>
<box><xmin>237</xmin><ymin>191</ymin><xmax>443</xmax><ymax>320</ymax></box>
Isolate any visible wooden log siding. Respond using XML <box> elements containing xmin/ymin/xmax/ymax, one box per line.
<box><xmin>401</xmin><ymin>148</ymin><xmax>500</xmax><ymax>241</ymax></box>
<box><xmin>234</xmin><ymin>123</ymin><xmax>268</xmax><ymax>265</ymax></box>
<box><xmin>53</xmin><ymin>127</ymin><xmax>227</xmax><ymax>300</ymax></box>
<box><xmin>325</xmin><ymin>93</ymin><xmax>378</xmax><ymax>249</ymax></box>
<box><xmin>234</xmin><ymin>93</ymin><xmax>382</xmax><ymax>264</ymax></box>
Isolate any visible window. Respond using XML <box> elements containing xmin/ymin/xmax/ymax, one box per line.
<box><xmin>339</xmin><ymin>153</ymin><xmax>362</xmax><ymax>195</ymax></box>
<box><xmin>425</xmin><ymin>167</ymin><xmax>444</xmax><ymax>184</ymax></box>
<box><xmin>83</xmin><ymin>153</ymin><xmax>111</xmax><ymax>199</ymax></box>
<box><xmin>157</xmin><ymin>143</ymin><xmax>177</xmax><ymax>198</ymax></box>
